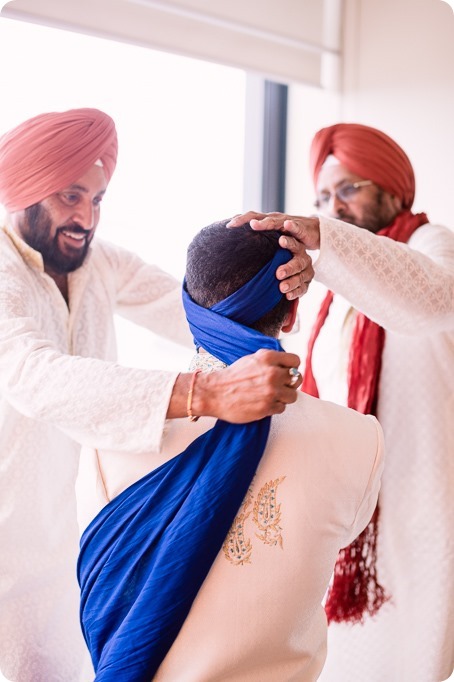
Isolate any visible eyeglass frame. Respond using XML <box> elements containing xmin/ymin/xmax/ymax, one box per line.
<box><xmin>314</xmin><ymin>180</ymin><xmax>373</xmax><ymax>210</ymax></box>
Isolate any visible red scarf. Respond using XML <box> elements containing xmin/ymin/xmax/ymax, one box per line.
<box><xmin>302</xmin><ymin>210</ymin><xmax>429</xmax><ymax>623</ymax></box>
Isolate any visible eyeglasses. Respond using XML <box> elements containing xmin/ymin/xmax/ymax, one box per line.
<box><xmin>314</xmin><ymin>180</ymin><xmax>373</xmax><ymax>209</ymax></box>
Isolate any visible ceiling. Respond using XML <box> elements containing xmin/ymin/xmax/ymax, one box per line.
<box><xmin>1</xmin><ymin>0</ymin><xmax>342</xmax><ymax>87</ymax></box>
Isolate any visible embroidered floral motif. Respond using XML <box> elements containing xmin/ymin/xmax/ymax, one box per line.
<box><xmin>253</xmin><ymin>477</ymin><xmax>286</xmax><ymax>548</ymax></box>
<box><xmin>223</xmin><ymin>491</ymin><xmax>253</xmax><ymax>566</ymax></box>
<box><xmin>223</xmin><ymin>477</ymin><xmax>286</xmax><ymax>565</ymax></box>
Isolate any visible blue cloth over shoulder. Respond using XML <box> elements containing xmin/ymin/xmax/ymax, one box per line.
<box><xmin>77</xmin><ymin>247</ymin><xmax>292</xmax><ymax>681</ymax></box>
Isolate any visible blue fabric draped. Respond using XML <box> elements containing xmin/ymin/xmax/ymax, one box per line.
<box><xmin>77</xmin><ymin>247</ymin><xmax>292</xmax><ymax>681</ymax></box>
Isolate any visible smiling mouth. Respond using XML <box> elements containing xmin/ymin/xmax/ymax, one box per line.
<box><xmin>59</xmin><ymin>229</ymin><xmax>89</xmax><ymax>247</ymax></box>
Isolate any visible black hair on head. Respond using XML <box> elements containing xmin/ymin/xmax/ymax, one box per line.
<box><xmin>185</xmin><ymin>219</ymin><xmax>291</xmax><ymax>336</ymax></box>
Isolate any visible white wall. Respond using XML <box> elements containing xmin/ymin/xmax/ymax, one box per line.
<box><xmin>341</xmin><ymin>0</ymin><xmax>454</xmax><ymax>227</ymax></box>
<box><xmin>283</xmin><ymin>0</ymin><xmax>454</xmax><ymax>358</ymax></box>
<box><xmin>0</xmin><ymin>18</ymin><xmax>246</xmax><ymax>372</ymax></box>
<box><xmin>286</xmin><ymin>0</ymin><xmax>454</xmax><ymax>226</ymax></box>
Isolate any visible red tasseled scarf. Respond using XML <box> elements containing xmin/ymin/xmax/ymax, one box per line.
<box><xmin>302</xmin><ymin>210</ymin><xmax>429</xmax><ymax>624</ymax></box>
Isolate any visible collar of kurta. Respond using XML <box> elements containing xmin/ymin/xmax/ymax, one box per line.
<box><xmin>189</xmin><ymin>350</ymin><xmax>227</xmax><ymax>374</ymax></box>
<box><xmin>2</xmin><ymin>225</ymin><xmax>45</xmax><ymax>271</ymax></box>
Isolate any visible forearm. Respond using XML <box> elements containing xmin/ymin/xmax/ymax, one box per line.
<box><xmin>0</xmin><ymin>319</ymin><xmax>178</xmax><ymax>452</ymax></box>
<box><xmin>315</xmin><ymin>218</ymin><xmax>454</xmax><ymax>335</ymax></box>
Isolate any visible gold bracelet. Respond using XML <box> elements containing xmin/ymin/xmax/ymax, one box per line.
<box><xmin>187</xmin><ymin>369</ymin><xmax>201</xmax><ymax>422</ymax></box>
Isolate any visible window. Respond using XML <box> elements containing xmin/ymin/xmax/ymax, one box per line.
<box><xmin>0</xmin><ymin>18</ymin><xmax>246</xmax><ymax>370</ymax></box>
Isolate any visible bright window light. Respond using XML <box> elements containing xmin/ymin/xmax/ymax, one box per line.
<box><xmin>0</xmin><ymin>18</ymin><xmax>246</xmax><ymax>371</ymax></box>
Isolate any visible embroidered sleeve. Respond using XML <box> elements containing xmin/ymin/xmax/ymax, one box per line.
<box><xmin>98</xmin><ymin>240</ymin><xmax>192</xmax><ymax>348</ymax></box>
<box><xmin>0</xmin><ymin>318</ymin><xmax>178</xmax><ymax>453</ymax></box>
<box><xmin>315</xmin><ymin>218</ymin><xmax>454</xmax><ymax>335</ymax></box>
<box><xmin>0</xmin><ymin>255</ymin><xmax>178</xmax><ymax>454</ymax></box>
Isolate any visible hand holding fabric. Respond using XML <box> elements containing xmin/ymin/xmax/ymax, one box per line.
<box><xmin>168</xmin><ymin>348</ymin><xmax>302</xmax><ymax>423</ymax></box>
<box><xmin>194</xmin><ymin>348</ymin><xmax>302</xmax><ymax>421</ymax></box>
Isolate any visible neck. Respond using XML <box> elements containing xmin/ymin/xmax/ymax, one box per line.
<box><xmin>45</xmin><ymin>267</ymin><xmax>69</xmax><ymax>304</ymax></box>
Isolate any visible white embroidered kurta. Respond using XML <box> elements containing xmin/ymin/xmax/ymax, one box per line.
<box><xmin>309</xmin><ymin>217</ymin><xmax>454</xmax><ymax>682</ymax></box>
<box><xmin>0</xmin><ymin>227</ymin><xmax>191</xmax><ymax>682</ymax></box>
<box><xmin>80</xmin><ymin>365</ymin><xmax>384</xmax><ymax>682</ymax></box>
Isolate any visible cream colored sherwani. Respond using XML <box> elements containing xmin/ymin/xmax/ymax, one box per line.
<box><xmin>0</xmin><ymin>227</ymin><xmax>191</xmax><ymax>682</ymax></box>
<box><xmin>307</xmin><ymin>217</ymin><xmax>454</xmax><ymax>682</ymax></box>
<box><xmin>80</xmin><ymin>353</ymin><xmax>384</xmax><ymax>682</ymax></box>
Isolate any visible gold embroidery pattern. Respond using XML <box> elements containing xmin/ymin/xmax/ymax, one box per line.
<box><xmin>253</xmin><ymin>477</ymin><xmax>286</xmax><ymax>548</ymax></box>
<box><xmin>223</xmin><ymin>491</ymin><xmax>253</xmax><ymax>566</ymax></box>
<box><xmin>223</xmin><ymin>477</ymin><xmax>286</xmax><ymax>565</ymax></box>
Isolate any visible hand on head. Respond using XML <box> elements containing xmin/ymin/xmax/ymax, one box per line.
<box><xmin>227</xmin><ymin>211</ymin><xmax>320</xmax><ymax>296</ymax></box>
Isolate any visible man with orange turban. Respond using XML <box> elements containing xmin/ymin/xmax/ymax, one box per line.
<box><xmin>0</xmin><ymin>108</ymin><xmax>312</xmax><ymax>681</ymax></box>
<box><xmin>229</xmin><ymin>122</ymin><xmax>454</xmax><ymax>682</ymax></box>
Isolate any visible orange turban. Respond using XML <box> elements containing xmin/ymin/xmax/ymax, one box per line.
<box><xmin>0</xmin><ymin>108</ymin><xmax>118</xmax><ymax>212</ymax></box>
<box><xmin>310</xmin><ymin>123</ymin><xmax>415</xmax><ymax>209</ymax></box>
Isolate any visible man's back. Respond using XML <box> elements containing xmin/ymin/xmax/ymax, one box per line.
<box><xmin>80</xmin><ymin>390</ymin><xmax>383</xmax><ymax>681</ymax></box>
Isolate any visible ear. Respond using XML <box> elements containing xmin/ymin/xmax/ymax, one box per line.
<box><xmin>281</xmin><ymin>298</ymin><xmax>299</xmax><ymax>333</ymax></box>
<box><xmin>389</xmin><ymin>193</ymin><xmax>403</xmax><ymax>213</ymax></box>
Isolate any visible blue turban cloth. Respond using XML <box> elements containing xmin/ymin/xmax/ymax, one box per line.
<box><xmin>77</xmin><ymin>247</ymin><xmax>292</xmax><ymax>681</ymax></box>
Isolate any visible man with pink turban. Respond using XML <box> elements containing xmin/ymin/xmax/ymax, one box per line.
<box><xmin>0</xmin><ymin>108</ymin><xmax>312</xmax><ymax>681</ymax></box>
<box><xmin>229</xmin><ymin>122</ymin><xmax>454</xmax><ymax>682</ymax></box>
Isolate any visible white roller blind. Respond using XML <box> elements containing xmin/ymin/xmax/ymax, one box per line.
<box><xmin>1</xmin><ymin>0</ymin><xmax>341</xmax><ymax>87</ymax></box>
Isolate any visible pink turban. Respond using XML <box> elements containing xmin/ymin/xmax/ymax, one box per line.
<box><xmin>0</xmin><ymin>108</ymin><xmax>118</xmax><ymax>212</ymax></box>
<box><xmin>309</xmin><ymin>123</ymin><xmax>415</xmax><ymax>209</ymax></box>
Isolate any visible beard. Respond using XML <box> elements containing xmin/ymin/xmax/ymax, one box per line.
<box><xmin>336</xmin><ymin>189</ymin><xmax>397</xmax><ymax>233</ymax></box>
<box><xmin>19</xmin><ymin>204</ymin><xmax>92</xmax><ymax>274</ymax></box>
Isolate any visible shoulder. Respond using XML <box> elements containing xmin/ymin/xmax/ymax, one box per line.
<box><xmin>0</xmin><ymin>228</ymin><xmax>27</xmax><ymax>270</ymax></box>
<box><xmin>262</xmin><ymin>394</ymin><xmax>384</xmax><ymax>530</ymax></box>
<box><xmin>276</xmin><ymin>392</ymin><xmax>381</xmax><ymax>439</ymax></box>
<box><xmin>269</xmin><ymin>393</ymin><xmax>383</xmax><ymax>474</ymax></box>
<box><xmin>0</xmin><ymin>229</ymin><xmax>40</xmax><ymax>302</ymax></box>
<box><xmin>408</xmin><ymin>222</ymin><xmax>454</xmax><ymax>252</ymax></box>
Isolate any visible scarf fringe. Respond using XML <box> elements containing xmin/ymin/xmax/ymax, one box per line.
<box><xmin>325</xmin><ymin>506</ymin><xmax>389</xmax><ymax>624</ymax></box>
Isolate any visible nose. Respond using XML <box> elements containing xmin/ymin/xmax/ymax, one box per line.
<box><xmin>326</xmin><ymin>193</ymin><xmax>347</xmax><ymax>218</ymax></box>
<box><xmin>72</xmin><ymin>200</ymin><xmax>95</xmax><ymax>230</ymax></box>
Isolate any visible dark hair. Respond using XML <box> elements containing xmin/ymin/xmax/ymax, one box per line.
<box><xmin>185</xmin><ymin>219</ymin><xmax>291</xmax><ymax>337</ymax></box>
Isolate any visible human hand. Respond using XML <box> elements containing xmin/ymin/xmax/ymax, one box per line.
<box><xmin>192</xmin><ymin>349</ymin><xmax>302</xmax><ymax>423</ymax></box>
<box><xmin>227</xmin><ymin>211</ymin><xmax>319</xmax><ymax>299</ymax></box>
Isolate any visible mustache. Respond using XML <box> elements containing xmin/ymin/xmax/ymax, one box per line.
<box><xmin>56</xmin><ymin>224</ymin><xmax>91</xmax><ymax>236</ymax></box>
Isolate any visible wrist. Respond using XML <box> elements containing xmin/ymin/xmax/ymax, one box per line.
<box><xmin>187</xmin><ymin>369</ymin><xmax>202</xmax><ymax>421</ymax></box>
<box><xmin>189</xmin><ymin>370</ymin><xmax>216</xmax><ymax>419</ymax></box>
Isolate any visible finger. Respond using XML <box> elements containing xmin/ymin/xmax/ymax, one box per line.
<box><xmin>253</xmin><ymin>350</ymin><xmax>302</xmax><ymax>381</ymax></box>
<box><xmin>250</xmin><ymin>215</ymin><xmax>289</xmax><ymax>232</ymax></box>
<box><xmin>226</xmin><ymin>211</ymin><xmax>266</xmax><ymax>227</ymax></box>
<box><xmin>278</xmin><ymin>385</ymin><xmax>300</xmax><ymax>404</ymax></box>
<box><xmin>282</xmin><ymin>217</ymin><xmax>320</xmax><ymax>251</ymax></box>
<box><xmin>276</xmin><ymin>250</ymin><xmax>313</xmax><ymax>280</ymax></box>
<box><xmin>278</xmin><ymin>233</ymin><xmax>303</xmax><ymax>254</ymax></box>
<box><xmin>255</xmin><ymin>349</ymin><xmax>301</xmax><ymax>369</ymax></box>
<box><xmin>287</xmin><ymin>367</ymin><xmax>303</xmax><ymax>388</ymax></box>
<box><xmin>279</xmin><ymin>269</ymin><xmax>313</xmax><ymax>298</ymax></box>
<box><xmin>283</xmin><ymin>280</ymin><xmax>311</xmax><ymax>300</ymax></box>
<box><xmin>278</xmin><ymin>257</ymin><xmax>314</xmax><ymax>283</ymax></box>
<box><xmin>269</xmin><ymin>401</ymin><xmax>287</xmax><ymax>415</ymax></box>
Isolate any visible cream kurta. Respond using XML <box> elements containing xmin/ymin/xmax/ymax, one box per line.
<box><xmin>0</xmin><ymin>227</ymin><xmax>191</xmax><ymax>682</ymax></box>
<box><xmin>81</xmin><ymin>376</ymin><xmax>384</xmax><ymax>682</ymax></box>
<box><xmin>309</xmin><ymin>217</ymin><xmax>454</xmax><ymax>682</ymax></box>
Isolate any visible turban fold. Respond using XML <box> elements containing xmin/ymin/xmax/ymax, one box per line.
<box><xmin>310</xmin><ymin>123</ymin><xmax>415</xmax><ymax>209</ymax></box>
<box><xmin>0</xmin><ymin>108</ymin><xmax>118</xmax><ymax>212</ymax></box>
